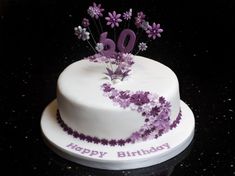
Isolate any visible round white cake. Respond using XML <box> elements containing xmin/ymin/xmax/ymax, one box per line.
<box><xmin>57</xmin><ymin>56</ymin><xmax>180</xmax><ymax>144</ymax></box>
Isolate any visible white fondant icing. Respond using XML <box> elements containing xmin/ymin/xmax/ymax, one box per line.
<box><xmin>57</xmin><ymin>56</ymin><xmax>180</xmax><ymax>140</ymax></box>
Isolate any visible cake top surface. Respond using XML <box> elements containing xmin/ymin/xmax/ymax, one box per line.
<box><xmin>57</xmin><ymin>56</ymin><xmax>178</xmax><ymax>110</ymax></box>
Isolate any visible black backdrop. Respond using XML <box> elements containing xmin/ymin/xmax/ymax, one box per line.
<box><xmin>0</xmin><ymin>0</ymin><xmax>234</xmax><ymax>175</ymax></box>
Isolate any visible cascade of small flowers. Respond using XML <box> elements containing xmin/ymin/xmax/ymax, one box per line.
<box><xmin>101</xmin><ymin>83</ymin><xmax>175</xmax><ymax>143</ymax></box>
<box><xmin>74</xmin><ymin>2</ymin><xmax>163</xmax><ymax>82</ymax></box>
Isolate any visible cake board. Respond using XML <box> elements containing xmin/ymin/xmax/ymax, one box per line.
<box><xmin>41</xmin><ymin>99</ymin><xmax>195</xmax><ymax>170</ymax></box>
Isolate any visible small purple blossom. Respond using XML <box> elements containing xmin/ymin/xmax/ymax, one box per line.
<box><xmin>130</xmin><ymin>92</ymin><xmax>150</xmax><ymax>106</ymax></box>
<box><xmin>138</xmin><ymin>42</ymin><xmax>148</xmax><ymax>51</ymax></box>
<box><xmin>102</xmin><ymin>84</ymin><xmax>113</xmax><ymax>92</ymax></box>
<box><xmin>130</xmin><ymin>132</ymin><xmax>141</xmax><ymax>142</ymax></box>
<box><xmin>123</xmin><ymin>8</ymin><xmax>132</xmax><ymax>20</ymax></box>
<box><xmin>93</xmin><ymin>137</ymin><xmax>100</xmax><ymax>144</ymax></box>
<box><xmin>113</xmin><ymin>52</ymin><xmax>125</xmax><ymax>62</ymax></box>
<box><xmin>119</xmin><ymin>91</ymin><xmax>130</xmax><ymax>99</ymax></box>
<box><xmin>158</xmin><ymin>111</ymin><xmax>170</xmax><ymax>120</ymax></box>
<box><xmin>159</xmin><ymin>96</ymin><xmax>166</xmax><ymax>104</ymax></box>
<box><xmin>117</xmin><ymin>139</ymin><xmax>126</xmax><ymax>146</ymax></box>
<box><xmin>82</xmin><ymin>18</ymin><xmax>90</xmax><ymax>28</ymax></box>
<box><xmin>135</xmin><ymin>11</ymin><xmax>146</xmax><ymax>28</ymax></box>
<box><xmin>100</xmin><ymin>139</ymin><xmax>108</xmax><ymax>145</ymax></box>
<box><xmin>119</xmin><ymin>100</ymin><xmax>131</xmax><ymax>108</ymax></box>
<box><xmin>87</xmin><ymin>3</ymin><xmax>104</xmax><ymax>19</ymax></box>
<box><xmin>105</xmin><ymin>11</ymin><xmax>122</xmax><ymax>28</ymax></box>
<box><xmin>109</xmin><ymin>139</ymin><xmax>117</xmax><ymax>146</ymax></box>
<box><xmin>85</xmin><ymin>135</ymin><xmax>93</xmax><ymax>142</ymax></box>
<box><xmin>104</xmin><ymin>53</ymin><xmax>134</xmax><ymax>81</ymax></box>
<box><xmin>150</xmin><ymin>105</ymin><xmax>161</xmax><ymax>117</ymax></box>
<box><xmin>73</xmin><ymin>131</ymin><xmax>79</xmax><ymax>138</ymax></box>
<box><xmin>79</xmin><ymin>133</ymin><xmax>86</xmax><ymax>140</ymax></box>
<box><xmin>162</xmin><ymin>102</ymin><xmax>171</xmax><ymax>112</ymax></box>
<box><xmin>146</xmin><ymin>22</ymin><xmax>163</xmax><ymax>40</ymax></box>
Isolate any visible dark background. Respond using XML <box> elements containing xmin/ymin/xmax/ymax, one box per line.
<box><xmin>0</xmin><ymin>0</ymin><xmax>234</xmax><ymax>175</ymax></box>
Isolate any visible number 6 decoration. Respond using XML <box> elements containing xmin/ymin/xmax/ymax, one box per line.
<box><xmin>100</xmin><ymin>29</ymin><xmax>136</xmax><ymax>57</ymax></box>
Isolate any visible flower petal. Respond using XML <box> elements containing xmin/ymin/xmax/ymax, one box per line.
<box><xmin>157</xmin><ymin>33</ymin><xmax>161</xmax><ymax>38</ymax></box>
<box><xmin>116</xmin><ymin>14</ymin><xmax>121</xmax><ymax>18</ymax></box>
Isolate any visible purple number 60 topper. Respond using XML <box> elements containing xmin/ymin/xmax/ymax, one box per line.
<box><xmin>100</xmin><ymin>29</ymin><xmax>136</xmax><ymax>57</ymax></box>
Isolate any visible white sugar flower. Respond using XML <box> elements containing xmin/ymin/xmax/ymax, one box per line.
<box><xmin>95</xmin><ymin>43</ymin><xmax>104</xmax><ymax>52</ymax></box>
<box><xmin>74</xmin><ymin>26</ymin><xmax>83</xmax><ymax>39</ymax></box>
<box><xmin>81</xmin><ymin>30</ymin><xmax>90</xmax><ymax>41</ymax></box>
<box><xmin>74</xmin><ymin>26</ymin><xmax>90</xmax><ymax>41</ymax></box>
<box><xmin>138</xmin><ymin>42</ymin><xmax>148</xmax><ymax>51</ymax></box>
<box><xmin>140</xmin><ymin>20</ymin><xmax>150</xmax><ymax>31</ymax></box>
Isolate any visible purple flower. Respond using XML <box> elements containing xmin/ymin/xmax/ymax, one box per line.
<box><xmin>93</xmin><ymin>137</ymin><xmax>100</xmax><ymax>144</ymax></box>
<box><xmin>130</xmin><ymin>92</ymin><xmax>150</xmax><ymax>106</ymax></box>
<box><xmin>102</xmin><ymin>84</ymin><xmax>113</xmax><ymax>92</ymax></box>
<box><xmin>117</xmin><ymin>139</ymin><xmax>126</xmax><ymax>146</ymax></box>
<box><xmin>158</xmin><ymin>111</ymin><xmax>170</xmax><ymax>120</ymax></box>
<box><xmin>119</xmin><ymin>91</ymin><xmax>130</xmax><ymax>99</ymax></box>
<box><xmin>135</xmin><ymin>11</ymin><xmax>146</xmax><ymax>28</ymax></box>
<box><xmin>79</xmin><ymin>133</ymin><xmax>86</xmax><ymax>140</ymax></box>
<box><xmin>85</xmin><ymin>135</ymin><xmax>93</xmax><ymax>142</ymax></box>
<box><xmin>109</xmin><ymin>139</ymin><xmax>117</xmax><ymax>146</ymax></box>
<box><xmin>105</xmin><ymin>67</ymin><xmax>130</xmax><ymax>81</ymax></box>
<box><xmin>162</xmin><ymin>102</ymin><xmax>171</xmax><ymax>112</ymax></box>
<box><xmin>130</xmin><ymin>132</ymin><xmax>141</xmax><ymax>142</ymax></box>
<box><xmin>150</xmin><ymin>105</ymin><xmax>160</xmax><ymax>117</ymax></box>
<box><xmin>123</xmin><ymin>8</ymin><xmax>132</xmax><ymax>20</ymax></box>
<box><xmin>146</xmin><ymin>23</ymin><xmax>163</xmax><ymax>40</ymax></box>
<box><xmin>119</xmin><ymin>100</ymin><xmax>131</xmax><ymax>108</ymax></box>
<box><xmin>159</xmin><ymin>96</ymin><xmax>166</xmax><ymax>104</ymax></box>
<box><xmin>105</xmin><ymin>11</ymin><xmax>122</xmax><ymax>28</ymax></box>
<box><xmin>100</xmin><ymin>139</ymin><xmax>108</xmax><ymax>145</ymax></box>
<box><xmin>82</xmin><ymin>18</ymin><xmax>90</xmax><ymax>28</ymax></box>
<box><xmin>67</xmin><ymin>128</ymin><xmax>73</xmax><ymax>135</ymax></box>
<box><xmin>138</xmin><ymin>42</ymin><xmax>148</xmax><ymax>51</ymax></box>
<box><xmin>73</xmin><ymin>131</ymin><xmax>79</xmax><ymax>138</ymax></box>
<box><xmin>87</xmin><ymin>2</ymin><xmax>104</xmax><ymax>19</ymax></box>
<box><xmin>113</xmin><ymin>52</ymin><xmax>125</xmax><ymax>62</ymax></box>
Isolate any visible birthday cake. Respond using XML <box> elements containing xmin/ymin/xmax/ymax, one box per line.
<box><xmin>41</xmin><ymin>3</ymin><xmax>194</xmax><ymax>170</ymax></box>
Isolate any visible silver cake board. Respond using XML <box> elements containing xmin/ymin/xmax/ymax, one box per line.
<box><xmin>41</xmin><ymin>99</ymin><xmax>195</xmax><ymax>170</ymax></box>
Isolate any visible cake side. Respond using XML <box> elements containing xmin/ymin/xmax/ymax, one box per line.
<box><xmin>57</xmin><ymin>56</ymin><xmax>180</xmax><ymax>144</ymax></box>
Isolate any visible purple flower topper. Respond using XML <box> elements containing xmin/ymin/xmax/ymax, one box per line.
<box><xmin>75</xmin><ymin>3</ymin><xmax>164</xmax><ymax>81</ymax></box>
<box><xmin>105</xmin><ymin>11</ymin><xmax>122</xmax><ymax>28</ymax></box>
